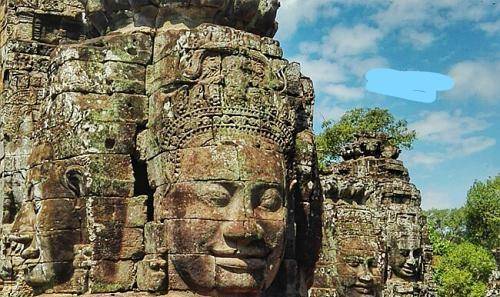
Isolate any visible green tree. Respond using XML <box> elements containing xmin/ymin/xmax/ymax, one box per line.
<box><xmin>424</xmin><ymin>208</ymin><xmax>466</xmax><ymax>247</ymax></box>
<box><xmin>434</xmin><ymin>242</ymin><xmax>496</xmax><ymax>297</ymax></box>
<box><xmin>316</xmin><ymin>108</ymin><xmax>416</xmax><ymax>168</ymax></box>
<box><xmin>463</xmin><ymin>175</ymin><xmax>500</xmax><ymax>250</ymax></box>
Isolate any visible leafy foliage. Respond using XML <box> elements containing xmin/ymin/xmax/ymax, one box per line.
<box><xmin>425</xmin><ymin>176</ymin><xmax>499</xmax><ymax>297</ymax></box>
<box><xmin>425</xmin><ymin>208</ymin><xmax>466</xmax><ymax>249</ymax></box>
<box><xmin>463</xmin><ymin>175</ymin><xmax>500</xmax><ymax>250</ymax></box>
<box><xmin>434</xmin><ymin>242</ymin><xmax>495</xmax><ymax>297</ymax></box>
<box><xmin>316</xmin><ymin>108</ymin><xmax>416</xmax><ymax>168</ymax></box>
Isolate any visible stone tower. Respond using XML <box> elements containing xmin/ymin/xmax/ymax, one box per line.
<box><xmin>0</xmin><ymin>1</ymin><xmax>323</xmax><ymax>296</ymax></box>
<box><xmin>312</xmin><ymin>133</ymin><xmax>435</xmax><ymax>297</ymax></box>
<box><xmin>0</xmin><ymin>1</ymin><xmax>86</xmax><ymax>292</ymax></box>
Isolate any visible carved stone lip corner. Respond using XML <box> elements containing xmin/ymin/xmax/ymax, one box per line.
<box><xmin>215</xmin><ymin>257</ymin><xmax>267</xmax><ymax>272</ymax></box>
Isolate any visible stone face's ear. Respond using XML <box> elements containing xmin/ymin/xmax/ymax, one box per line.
<box><xmin>64</xmin><ymin>167</ymin><xmax>85</xmax><ymax>197</ymax></box>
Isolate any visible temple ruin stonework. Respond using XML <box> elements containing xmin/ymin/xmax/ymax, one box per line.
<box><xmin>0</xmin><ymin>1</ymin><xmax>432</xmax><ymax>296</ymax></box>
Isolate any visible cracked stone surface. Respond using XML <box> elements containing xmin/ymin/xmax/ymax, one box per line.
<box><xmin>311</xmin><ymin>133</ymin><xmax>436</xmax><ymax>297</ymax></box>
<box><xmin>0</xmin><ymin>2</ymin><xmax>433</xmax><ymax>297</ymax></box>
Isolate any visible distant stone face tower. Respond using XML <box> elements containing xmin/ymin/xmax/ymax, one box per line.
<box><xmin>0</xmin><ymin>1</ymin><xmax>87</xmax><ymax>293</ymax></box>
<box><xmin>312</xmin><ymin>134</ymin><xmax>435</xmax><ymax>297</ymax></box>
<box><xmin>0</xmin><ymin>1</ymin><xmax>323</xmax><ymax>296</ymax></box>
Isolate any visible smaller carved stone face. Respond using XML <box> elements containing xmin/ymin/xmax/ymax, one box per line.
<box><xmin>337</xmin><ymin>236</ymin><xmax>382</xmax><ymax>297</ymax></box>
<box><xmin>389</xmin><ymin>238</ymin><xmax>422</xmax><ymax>281</ymax></box>
<box><xmin>390</xmin><ymin>247</ymin><xmax>422</xmax><ymax>280</ymax></box>
<box><xmin>7</xmin><ymin>163</ymin><xmax>83</xmax><ymax>288</ymax></box>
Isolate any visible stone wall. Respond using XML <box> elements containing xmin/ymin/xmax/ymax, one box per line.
<box><xmin>0</xmin><ymin>1</ymin><xmax>435</xmax><ymax>296</ymax></box>
<box><xmin>0</xmin><ymin>1</ymin><xmax>323</xmax><ymax>296</ymax></box>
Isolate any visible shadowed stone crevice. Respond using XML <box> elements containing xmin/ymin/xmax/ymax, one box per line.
<box><xmin>131</xmin><ymin>152</ymin><xmax>154</xmax><ymax>222</ymax></box>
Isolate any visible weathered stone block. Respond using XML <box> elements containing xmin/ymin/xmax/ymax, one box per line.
<box><xmin>92</xmin><ymin>225</ymin><xmax>144</xmax><ymax>260</ymax></box>
<box><xmin>29</xmin><ymin>155</ymin><xmax>134</xmax><ymax>198</ymax></box>
<box><xmin>37</xmin><ymin>199</ymin><xmax>81</xmax><ymax>231</ymax></box>
<box><xmin>90</xmin><ymin>260</ymin><xmax>136</xmax><ymax>293</ymax></box>
<box><xmin>144</xmin><ymin>222</ymin><xmax>167</xmax><ymax>255</ymax></box>
<box><xmin>136</xmin><ymin>255</ymin><xmax>167</xmax><ymax>292</ymax></box>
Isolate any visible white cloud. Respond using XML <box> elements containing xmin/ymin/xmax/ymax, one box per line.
<box><xmin>447</xmin><ymin>60</ymin><xmax>500</xmax><ymax>102</ymax></box>
<box><xmin>421</xmin><ymin>189</ymin><xmax>457</xmax><ymax>210</ymax></box>
<box><xmin>323</xmin><ymin>84</ymin><xmax>364</xmax><ymax>101</ymax></box>
<box><xmin>405</xmin><ymin>152</ymin><xmax>446</xmax><ymax>167</ymax></box>
<box><xmin>293</xmin><ymin>55</ymin><xmax>346</xmax><ymax>84</ymax></box>
<box><xmin>276</xmin><ymin>0</ymin><xmax>334</xmax><ymax>39</ymax></box>
<box><xmin>479</xmin><ymin>20</ymin><xmax>500</xmax><ymax>35</ymax></box>
<box><xmin>399</xmin><ymin>29</ymin><xmax>436</xmax><ymax>49</ymax></box>
<box><xmin>407</xmin><ymin>110</ymin><xmax>496</xmax><ymax>166</ymax></box>
<box><xmin>314</xmin><ymin>101</ymin><xmax>346</xmax><ymax>123</ymax></box>
<box><xmin>372</xmin><ymin>0</ymin><xmax>499</xmax><ymax>32</ymax></box>
<box><xmin>410</xmin><ymin>110</ymin><xmax>490</xmax><ymax>144</ymax></box>
<box><xmin>293</xmin><ymin>24</ymin><xmax>387</xmax><ymax>102</ymax></box>
<box><xmin>313</xmin><ymin>24</ymin><xmax>384</xmax><ymax>59</ymax></box>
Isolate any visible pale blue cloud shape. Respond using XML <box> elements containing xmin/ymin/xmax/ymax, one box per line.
<box><xmin>365</xmin><ymin>68</ymin><xmax>454</xmax><ymax>103</ymax></box>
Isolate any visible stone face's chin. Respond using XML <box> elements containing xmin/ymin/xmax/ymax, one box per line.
<box><xmin>24</xmin><ymin>263</ymin><xmax>54</xmax><ymax>287</ymax></box>
<box><xmin>215</xmin><ymin>264</ymin><xmax>266</xmax><ymax>293</ymax></box>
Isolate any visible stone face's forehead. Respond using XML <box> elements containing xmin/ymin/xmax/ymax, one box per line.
<box><xmin>177</xmin><ymin>143</ymin><xmax>285</xmax><ymax>183</ymax></box>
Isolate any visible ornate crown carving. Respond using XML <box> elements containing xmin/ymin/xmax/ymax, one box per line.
<box><xmin>148</xmin><ymin>25</ymin><xmax>306</xmax><ymax>156</ymax></box>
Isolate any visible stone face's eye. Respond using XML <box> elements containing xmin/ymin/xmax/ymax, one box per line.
<box><xmin>258</xmin><ymin>188</ymin><xmax>282</xmax><ymax>212</ymax></box>
<box><xmin>346</xmin><ymin>258</ymin><xmax>360</xmax><ymax>268</ymax></box>
<box><xmin>401</xmin><ymin>250</ymin><xmax>410</xmax><ymax>257</ymax></box>
<box><xmin>367</xmin><ymin>257</ymin><xmax>376</xmax><ymax>268</ymax></box>
<box><xmin>199</xmin><ymin>183</ymin><xmax>231</xmax><ymax>207</ymax></box>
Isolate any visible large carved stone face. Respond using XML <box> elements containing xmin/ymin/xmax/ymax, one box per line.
<box><xmin>9</xmin><ymin>197</ymin><xmax>77</xmax><ymax>287</ymax></box>
<box><xmin>336</xmin><ymin>236</ymin><xmax>382</xmax><ymax>297</ymax></box>
<box><xmin>153</xmin><ymin>134</ymin><xmax>287</xmax><ymax>294</ymax></box>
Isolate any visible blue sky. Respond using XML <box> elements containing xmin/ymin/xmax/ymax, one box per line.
<box><xmin>276</xmin><ymin>0</ymin><xmax>500</xmax><ymax>209</ymax></box>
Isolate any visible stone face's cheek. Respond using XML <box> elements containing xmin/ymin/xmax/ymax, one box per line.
<box><xmin>164</xmin><ymin>219</ymin><xmax>222</xmax><ymax>254</ymax></box>
<box><xmin>169</xmin><ymin>254</ymin><xmax>216</xmax><ymax>291</ymax></box>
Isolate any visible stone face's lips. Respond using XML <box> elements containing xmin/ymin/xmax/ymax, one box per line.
<box><xmin>401</xmin><ymin>265</ymin><xmax>417</xmax><ymax>276</ymax></box>
<box><xmin>210</xmin><ymin>246</ymin><xmax>270</xmax><ymax>258</ymax></box>
<box><xmin>353</xmin><ymin>283</ymin><xmax>375</xmax><ymax>296</ymax></box>
<box><xmin>215</xmin><ymin>257</ymin><xmax>266</xmax><ymax>271</ymax></box>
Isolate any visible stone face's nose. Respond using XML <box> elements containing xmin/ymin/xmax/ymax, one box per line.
<box><xmin>220</xmin><ymin>220</ymin><xmax>268</xmax><ymax>257</ymax></box>
<box><xmin>359</xmin><ymin>270</ymin><xmax>374</xmax><ymax>283</ymax></box>
<box><xmin>20</xmin><ymin>244</ymin><xmax>40</xmax><ymax>260</ymax></box>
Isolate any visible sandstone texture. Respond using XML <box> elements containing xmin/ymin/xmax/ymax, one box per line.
<box><xmin>0</xmin><ymin>1</ymin><xmax>433</xmax><ymax>297</ymax></box>
<box><xmin>312</xmin><ymin>134</ymin><xmax>435</xmax><ymax>297</ymax></box>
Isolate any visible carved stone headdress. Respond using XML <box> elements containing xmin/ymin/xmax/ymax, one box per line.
<box><xmin>146</xmin><ymin>25</ymin><xmax>305</xmax><ymax>163</ymax></box>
